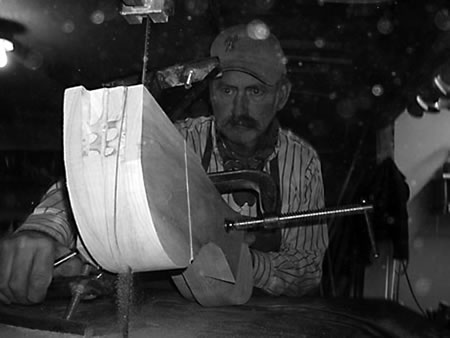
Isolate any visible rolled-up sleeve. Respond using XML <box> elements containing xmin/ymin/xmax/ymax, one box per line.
<box><xmin>16</xmin><ymin>181</ymin><xmax>77</xmax><ymax>248</ymax></box>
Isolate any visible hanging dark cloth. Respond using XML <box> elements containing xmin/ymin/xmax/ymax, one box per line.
<box><xmin>364</xmin><ymin>157</ymin><xmax>410</xmax><ymax>260</ymax></box>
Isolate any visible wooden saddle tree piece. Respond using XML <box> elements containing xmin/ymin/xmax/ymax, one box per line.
<box><xmin>172</xmin><ymin>242</ymin><xmax>253</xmax><ymax>306</ymax></box>
<box><xmin>63</xmin><ymin>85</ymin><xmax>252</xmax><ymax>306</ymax></box>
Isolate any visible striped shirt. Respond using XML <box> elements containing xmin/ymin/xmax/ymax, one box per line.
<box><xmin>176</xmin><ymin>116</ymin><xmax>328</xmax><ymax>296</ymax></box>
<box><xmin>18</xmin><ymin>115</ymin><xmax>328</xmax><ymax>297</ymax></box>
<box><xmin>17</xmin><ymin>182</ymin><xmax>77</xmax><ymax>248</ymax></box>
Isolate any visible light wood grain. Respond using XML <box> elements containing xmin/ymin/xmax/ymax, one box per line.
<box><xmin>63</xmin><ymin>85</ymin><xmax>252</xmax><ymax>305</ymax></box>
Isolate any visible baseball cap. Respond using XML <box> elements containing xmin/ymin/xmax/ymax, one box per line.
<box><xmin>210</xmin><ymin>20</ymin><xmax>287</xmax><ymax>86</ymax></box>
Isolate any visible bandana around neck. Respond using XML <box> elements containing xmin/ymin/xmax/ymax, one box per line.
<box><xmin>216</xmin><ymin>119</ymin><xmax>280</xmax><ymax>207</ymax></box>
<box><xmin>216</xmin><ymin>119</ymin><xmax>279</xmax><ymax>172</ymax></box>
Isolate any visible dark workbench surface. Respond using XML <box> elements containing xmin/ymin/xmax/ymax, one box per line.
<box><xmin>0</xmin><ymin>276</ymin><xmax>448</xmax><ymax>337</ymax></box>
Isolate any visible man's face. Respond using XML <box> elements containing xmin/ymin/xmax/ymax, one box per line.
<box><xmin>210</xmin><ymin>71</ymin><xmax>283</xmax><ymax>152</ymax></box>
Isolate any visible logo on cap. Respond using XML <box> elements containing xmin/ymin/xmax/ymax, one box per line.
<box><xmin>224</xmin><ymin>34</ymin><xmax>239</xmax><ymax>52</ymax></box>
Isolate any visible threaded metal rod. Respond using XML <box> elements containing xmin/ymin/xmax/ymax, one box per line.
<box><xmin>225</xmin><ymin>203</ymin><xmax>373</xmax><ymax>231</ymax></box>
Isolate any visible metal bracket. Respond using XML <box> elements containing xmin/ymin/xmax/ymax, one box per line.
<box><xmin>120</xmin><ymin>0</ymin><xmax>174</xmax><ymax>24</ymax></box>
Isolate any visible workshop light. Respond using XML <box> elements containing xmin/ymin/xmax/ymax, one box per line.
<box><xmin>0</xmin><ymin>38</ymin><xmax>14</xmax><ymax>68</ymax></box>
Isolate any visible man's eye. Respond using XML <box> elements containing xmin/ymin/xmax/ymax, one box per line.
<box><xmin>222</xmin><ymin>87</ymin><xmax>233</xmax><ymax>95</ymax></box>
<box><xmin>249</xmin><ymin>87</ymin><xmax>263</xmax><ymax>96</ymax></box>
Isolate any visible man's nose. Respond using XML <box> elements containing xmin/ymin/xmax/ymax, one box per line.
<box><xmin>232</xmin><ymin>92</ymin><xmax>249</xmax><ymax>117</ymax></box>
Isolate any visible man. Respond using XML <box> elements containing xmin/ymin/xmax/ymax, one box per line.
<box><xmin>0</xmin><ymin>21</ymin><xmax>328</xmax><ymax>304</ymax></box>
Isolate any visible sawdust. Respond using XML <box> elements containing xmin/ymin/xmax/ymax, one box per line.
<box><xmin>116</xmin><ymin>270</ymin><xmax>133</xmax><ymax>338</ymax></box>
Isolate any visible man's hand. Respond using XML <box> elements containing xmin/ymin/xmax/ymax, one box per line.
<box><xmin>0</xmin><ymin>231</ymin><xmax>81</xmax><ymax>305</ymax></box>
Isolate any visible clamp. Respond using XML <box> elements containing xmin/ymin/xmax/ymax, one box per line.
<box><xmin>210</xmin><ymin>170</ymin><xmax>380</xmax><ymax>259</ymax></box>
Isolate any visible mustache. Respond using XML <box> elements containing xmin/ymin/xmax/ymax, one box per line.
<box><xmin>225</xmin><ymin>116</ymin><xmax>259</xmax><ymax>129</ymax></box>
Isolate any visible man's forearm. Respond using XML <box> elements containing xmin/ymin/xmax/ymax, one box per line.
<box><xmin>251</xmin><ymin>247</ymin><xmax>324</xmax><ymax>296</ymax></box>
<box><xmin>16</xmin><ymin>181</ymin><xmax>76</xmax><ymax>248</ymax></box>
